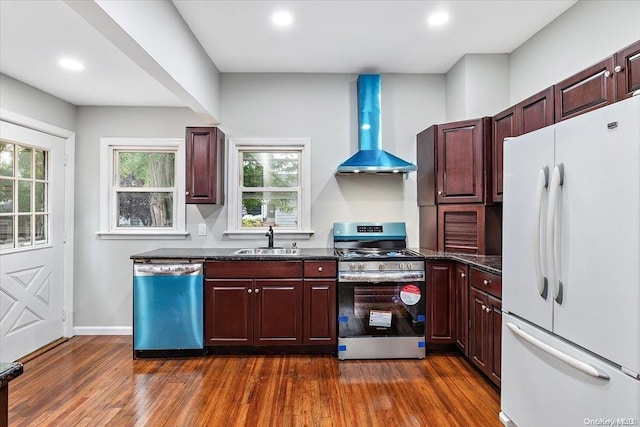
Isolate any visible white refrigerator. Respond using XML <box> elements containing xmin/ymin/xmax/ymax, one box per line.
<box><xmin>501</xmin><ymin>96</ymin><xmax>640</xmax><ymax>426</ymax></box>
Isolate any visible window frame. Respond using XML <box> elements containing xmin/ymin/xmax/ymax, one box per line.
<box><xmin>225</xmin><ymin>138</ymin><xmax>313</xmax><ymax>240</ymax></box>
<box><xmin>97</xmin><ymin>137</ymin><xmax>187</xmax><ymax>239</ymax></box>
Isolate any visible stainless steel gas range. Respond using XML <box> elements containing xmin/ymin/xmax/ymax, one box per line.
<box><xmin>334</xmin><ymin>222</ymin><xmax>426</xmax><ymax>360</ymax></box>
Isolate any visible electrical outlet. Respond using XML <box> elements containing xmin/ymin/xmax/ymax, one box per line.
<box><xmin>198</xmin><ymin>224</ymin><xmax>207</xmax><ymax>236</ymax></box>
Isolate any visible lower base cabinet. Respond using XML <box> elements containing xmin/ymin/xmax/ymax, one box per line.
<box><xmin>204</xmin><ymin>260</ymin><xmax>336</xmax><ymax>350</ymax></box>
<box><xmin>468</xmin><ymin>269</ymin><xmax>502</xmax><ymax>387</ymax></box>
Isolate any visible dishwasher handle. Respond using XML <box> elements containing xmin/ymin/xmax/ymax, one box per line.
<box><xmin>134</xmin><ymin>263</ymin><xmax>202</xmax><ymax>276</ymax></box>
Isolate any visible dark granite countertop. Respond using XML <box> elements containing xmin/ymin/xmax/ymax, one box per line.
<box><xmin>0</xmin><ymin>362</ymin><xmax>23</xmax><ymax>388</ymax></box>
<box><xmin>130</xmin><ymin>247</ymin><xmax>501</xmax><ymax>275</ymax></box>
<box><xmin>414</xmin><ymin>248</ymin><xmax>502</xmax><ymax>275</ymax></box>
<box><xmin>130</xmin><ymin>247</ymin><xmax>337</xmax><ymax>261</ymax></box>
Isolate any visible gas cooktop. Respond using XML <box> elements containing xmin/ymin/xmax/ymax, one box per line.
<box><xmin>335</xmin><ymin>248</ymin><xmax>423</xmax><ymax>259</ymax></box>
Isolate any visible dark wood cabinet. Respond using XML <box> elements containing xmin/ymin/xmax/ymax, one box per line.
<box><xmin>416</xmin><ymin>126</ymin><xmax>436</xmax><ymax>206</ymax></box>
<box><xmin>615</xmin><ymin>39</ymin><xmax>640</xmax><ymax>100</ymax></box>
<box><xmin>492</xmin><ymin>87</ymin><xmax>554</xmax><ymax>202</ymax></box>
<box><xmin>554</xmin><ymin>56</ymin><xmax>616</xmax><ymax>122</ymax></box>
<box><xmin>435</xmin><ymin>118</ymin><xmax>492</xmax><ymax>204</ymax></box>
<box><xmin>303</xmin><ymin>261</ymin><xmax>337</xmax><ymax>345</ymax></box>
<box><xmin>425</xmin><ymin>262</ymin><xmax>455</xmax><ymax>344</ymax></box>
<box><xmin>454</xmin><ymin>263</ymin><xmax>469</xmax><ymax>356</ymax></box>
<box><xmin>204</xmin><ymin>261</ymin><xmax>303</xmax><ymax>346</ymax></box>
<box><xmin>185</xmin><ymin>127</ymin><xmax>225</xmax><ymax>204</ymax></box>
<box><xmin>468</xmin><ymin>268</ymin><xmax>502</xmax><ymax>387</ymax></box>
<box><xmin>437</xmin><ymin>204</ymin><xmax>502</xmax><ymax>255</ymax></box>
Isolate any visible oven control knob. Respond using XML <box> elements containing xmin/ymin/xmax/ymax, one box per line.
<box><xmin>349</xmin><ymin>263</ymin><xmax>356</xmax><ymax>270</ymax></box>
<box><xmin>407</xmin><ymin>263</ymin><xmax>412</xmax><ymax>270</ymax></box>
<box><xmin>378</xmin><ymin>264</ymin><xmax>384</xmax><ymax>271</ymax></box>
<box><xmin>359</xmin><ymin>263</ymin><xmax>365</xmax><ymax>270</ymax></box>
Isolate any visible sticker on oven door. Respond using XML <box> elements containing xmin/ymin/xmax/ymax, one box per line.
<box><xmin>400</xmin><ymin>284</ymin><xmax>421</xmax><ymax>305</ymax></box>
<box><xmin>369</xmin><ymin>310</ymin><xmax>392</xmax><ymax>328</ymax></box>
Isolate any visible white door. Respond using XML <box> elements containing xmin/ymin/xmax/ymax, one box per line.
<box><xmin>502</xmin><ymin>125</ymin><xmax>555</xmax><ymax>331</ymax></box>
<box><xmin>553</xmin><ymin>96</ymin><xmax>640</xmax><ymax>374</ymax></box>
<box><xmin>0</xmin><ymin>121</ymin><xmax>66</xmax><ymax>361</ymax></box>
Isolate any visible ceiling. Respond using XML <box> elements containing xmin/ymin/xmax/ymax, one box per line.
<box><xmin>0</xmin><ymin>0</ymin><xmax>577</xmax><ymax>108</ymax></box>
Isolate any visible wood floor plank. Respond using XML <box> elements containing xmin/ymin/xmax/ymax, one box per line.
<box><xmin>8</xmin><ymin>336</ymin><xmax>500</xmax><ymax>426</ymax></box>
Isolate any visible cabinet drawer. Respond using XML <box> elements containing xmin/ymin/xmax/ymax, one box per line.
<box><xmin>205</xmin><ymin>261</ymin><xmax>302</xmax><ymax>279</ymax></box>
<box><xmin>304</xmin><ymin>261</ymin><xmax>336</xmax><ymax>278</ymax></box>
<box><xmin>469</xmin><ymin>268</ymin><xmax>502</xmax><ymax>299</ymax></box>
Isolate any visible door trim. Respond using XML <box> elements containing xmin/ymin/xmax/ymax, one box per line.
<box><xmin>1</xmin><ymin>108</ymin><xmax>75</xmax><ymax>339</ymax></box>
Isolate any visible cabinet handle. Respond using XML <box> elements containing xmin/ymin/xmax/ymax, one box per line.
<box><xmin>604</xmin><ymin>70</ymin><xmax>611</xmax><ymax>78</ymax></box>
<box><xmin>255</xmin><ymin>288</ymin><xmax>260</xmax><ymax>294</ymax></box>
<box><xmin>318</xmin><ymin>266</ymin><xmax>323</xmax><ymax>272</ymax></box>
<box><xmin>614</xmin><ymin>65</ymin><xmax>624</xmax><ymax>73</ymax></box>
<box><xmin>483</xmin><ymin>279</ymin><xmax>491</xmax><ymax>286</ymax></box>
<box><xmin>248</xmin><ymin>288</ymin><xmax>252</xmax><ymax>293</ymax></box>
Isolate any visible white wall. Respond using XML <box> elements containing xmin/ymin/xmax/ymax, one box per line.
<box><xmin>510</xmin><ymin>0</ymin><xmax>640</xmax><ymax>104</ymax></box>
<box><xmin>446</xmin><ymin>54</ymin><xmax>510</xmax><ymax>122</ymax></box>
<box><xmin>0</xmin><ymin>74</ymin><xmax>76</xmax><ymax>130</ymax></box>
<box><xmin>220</xmin><ymin>73</ymin><xmax>446</xmax><ymax>249</ymax></box>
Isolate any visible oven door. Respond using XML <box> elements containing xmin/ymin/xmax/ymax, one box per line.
<box><xmin>338</xmin><ymin>280</ymin><xmax>425</xmax><ymax>338</ymax></box>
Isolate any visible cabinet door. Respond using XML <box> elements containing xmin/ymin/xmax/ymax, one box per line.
<box><xmin>185</xmin><ymin>127</ymin><xmax>225</xmax><ymax>204</ymax></box>
<box><xmin>436</xmin><ymin>118</ymin><xmax>491</xmax><ymax>204</ymax></box>
<box><xmin>554</xmin><ymin>56</ymin><xmax>615</xmax><ymax>122</ymax></box>
<box><xmin>488</xmin><ymin>295</ymin><xmax>502</xmax><ymax>386</ymax></box>
<box><xmin>492</xmin><ymin>108</ymin><xmax>516</xmax><ymax>203</ymax></box>
<box><xmin>517</xmin><ymin>86</ymin><xmax>554</xmax><ymax>135</ymax></box>
<box><xmin>204</xmin><ymin>279</ymin><xmax>253</xmax><ymax>345</ymax></box>
<box><xmin>254</xmin><ymin>279</ymin><xmax>303</xmax><ymax>345</ymax></box>
<box><xmin>303</xmin><ymin>280</ymin><xmax>337</xmax><ymax>345</ymax></box>
<box><xmin>469</xmin><ymin>287</ymin><xmax>489</xmax><ymax>372</ymax></box>
<box><xmin>614</xmin><ymin>39</ymin><xmax>640</xmax><ymax>100</ymax></box>
<box><xmin>417</xmin><ymin>126</ymin><xmax>436</xmax><ymax>206</ymax></box>
<box><xmin>426</xmin><ymin>262</ymin><xmax>455</xmax><ymax>344</ymax></box>
<box><xmin>437</xmin><ymin>204</ymin><xmax>502</xmax><ymax>255</ymax></box>
<box><xmin>454</xmin><ymin>263</ymin><xmax>469</xmax><ymax>356</ymax></box>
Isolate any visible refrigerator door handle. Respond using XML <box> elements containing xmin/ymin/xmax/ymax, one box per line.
<box><xmin>534</xmin><ymin>166</ymin><xmax>549</xmax><ymax>298</ymax></box>
<box><xmin>546</xmin><ymin>164</ymin><xmax>564</xmax><ymax>304</ymax></box>
<box><xmin>506</xmin><ymin>322</ymin><xmax>610</xmax><ymax>380</ymax></box>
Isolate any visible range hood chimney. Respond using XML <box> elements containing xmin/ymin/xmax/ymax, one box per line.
<box><xmin>336</xmin><ymin>74</ymin><xmax>417</xmax><ymax>175</ymax></box>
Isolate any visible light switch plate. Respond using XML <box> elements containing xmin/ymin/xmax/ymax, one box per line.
<box><xmin>198</xmin><ymin>224</ymin><xmax>207</xmax><ymax>236</ymax></box>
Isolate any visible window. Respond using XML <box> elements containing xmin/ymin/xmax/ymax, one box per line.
<box><xmin>98</xmin><ymin>138</ymin><xmax>186</xmax><ymax>239</ymax></box>
<box><xmin>0</xmin><ymin>140</ymin><xmax>49</xmax><ymax>250</ymax></box>
<box><xmin>226</xmin><ymin>138</ymin><xmax>313</xmax><ymax>239</ymax></box>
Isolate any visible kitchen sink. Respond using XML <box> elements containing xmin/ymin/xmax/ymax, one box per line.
<box><xmin>232</xmin><ymin>248</ymin><xmax>301</xmax><ymax>256</ymax></box>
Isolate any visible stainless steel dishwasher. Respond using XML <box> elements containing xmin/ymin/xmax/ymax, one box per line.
<box><xmin>133</xmin><ymin>260</ymin><xmax>205</xmax><ymax>358</ymax></box>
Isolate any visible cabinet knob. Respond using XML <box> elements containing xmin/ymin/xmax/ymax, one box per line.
<box><xmin>485</xmin><ymin>306</ymin><xmax>491</xmax><ymax>313</ymax></box>
<box><xmin>604</xmin><ymin>70</ymin><xmax>611</xmax><ymax>78</ymax></box>
<box><xmin>255</xmin><ymin>288</ymin><xmax>260</xmax><ymax>294</ymax></box>
<box><xmin>614</xmin><ymin>65</ymin><xmax>624</xmax><ymax>73</ymax></box>
<box><xmin>483</xmin><ymin>279</ymin><xmax>491</xmax><ymax>286</ymax></box>
<box><xmin>318</xmin><ymin>266</ymin><xmax>323</xmax><ymax>272</ymax></box>
<box><xmin>438</xmin><ymin>190</ymin><xmax>443</xmax><ymax>195</ymax></box>
<box><xmin>481</xmin><ymin>304</ymin><xmax>486</xmax><ymax>311</ymax></box>
<box><xmin>461</xmin><ymin>272</ymin><xmax>466</xmax><ymax>278</ymax></box>
<box><xmin>248</xmin><ymin>288</ymin><xmax>252</xmax><ymax>294</ymax></box>
<box><xmin>185</xmin><ymin>191</ymin><xmax>190</xmax><ymax>196</ymax></box>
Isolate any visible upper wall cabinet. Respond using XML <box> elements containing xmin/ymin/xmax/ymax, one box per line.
<box><xmin>185</xmin><ymin>127</ymin><xmax>225</xmax><ymax>204</ymax></box>
<box><xmin>615</xmin><ymin>39</ymin><xmax>640</xmax><ymax>100</ymax></box>
<box><xmin>554</xmin><ymin>39</ymin><xmax>640</xmax><ymax>122</ymax></box>
<box><xmin>435</xmin><ymin>118</ymin><xmax>492</xmax><ymax>205</ymax></box>
<box><xmin>492</xmin><ymin>87</ymin><xmax>554</xmax><ymax>202</ymax></box>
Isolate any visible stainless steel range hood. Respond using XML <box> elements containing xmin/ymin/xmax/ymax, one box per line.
<box><xmin>336</xmin><ymin>74</ymin><xmax>417</xmax><ymax>175</ymax></box>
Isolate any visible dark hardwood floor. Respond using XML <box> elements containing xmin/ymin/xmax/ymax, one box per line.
<box><xmin>8</xmin><ymin>336</ymin><xmax>500</xmax><ymax>426</ymax></box>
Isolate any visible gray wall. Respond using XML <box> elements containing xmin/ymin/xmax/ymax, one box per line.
<box><xmin>509</xmin><ymin>0</ymin><xmax>640</xmax><ymax>104</ymax></box>
<box><xmin>0</xmin><ymin>74</ymin><xmax>76</xmax><ymax>130</ymax></box>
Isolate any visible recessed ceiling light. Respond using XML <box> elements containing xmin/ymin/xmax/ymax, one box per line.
<box><xmin>58</xmin><ymin>58</ymin><xmax>85</xmax><ymax>71</ymax></box>
<box><xmin>427</xmin><ymin>11</ymin><xmax>449</xmax><ymax>27</ymax></box>
<box><xmin>272</xmin><ymin>11</ymin><xmax>293</xmax><ymax>27</ymax></box>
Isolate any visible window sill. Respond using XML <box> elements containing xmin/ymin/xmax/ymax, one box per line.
<box><xmin>223</xmin><ymin>230</ymin><xmax>314</xmax><ymax>240</ymax></box>
<box><xmin>96</xmin><ymin>231</ymin><xmax>190</xmax><ymax>240</ymax></box>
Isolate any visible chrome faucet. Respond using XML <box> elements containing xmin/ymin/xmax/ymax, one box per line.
<box><xmin>265</xmin><ymin>226</ymin><xmax>274</xmax><ymax>248</ymax></box>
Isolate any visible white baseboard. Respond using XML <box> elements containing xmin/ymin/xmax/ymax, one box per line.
<box><xmin>73</xmin><ymin>326</ymin><xmax>132</xmax><ymax>336</ymax></box>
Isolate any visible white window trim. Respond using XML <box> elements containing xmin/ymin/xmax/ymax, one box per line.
<box><xmin>96</xmin><ymin>137</ymin><xmax>188</xmax><ymax>239</ymax></box>
<box><xmin>224</xmin><ymin>138</ymin><xmax>313</xmax><ymax>240</ymax></box>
